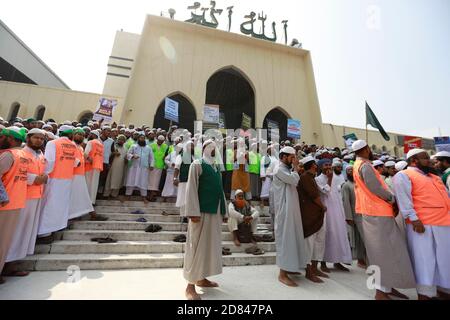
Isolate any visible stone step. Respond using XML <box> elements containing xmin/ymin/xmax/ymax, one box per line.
<box><xmin>12</xmin><ymin>252</ymin><xmax>277</xmax><ymax>271</ymax></box>
<box><xmin>84</xmin><ymin>212</ymin><xmax>272</xmax><ymax>224</ymax></box>
<box><xmin>96</xmin><ymin>200</ymin><xmax>269</xmax><ymax>210</ymax></box>
<box><xmin>69</xmin><ymin>221</ymin><xmax>272</xmax><ymax>233</ymax></box>
<box><xmin>34</xmin><ymin>240</ymin><xmax>276</xmax><ymax>255</ymax></box>
<box><xmin>62</xmin><ymin>230</ymin><xmax>273</xmax><ymax>242</ymax></box>
<box><xmin>94</xmin><ymin>205</ymin><xmax>270</xmax><ymax>215</ymax></box>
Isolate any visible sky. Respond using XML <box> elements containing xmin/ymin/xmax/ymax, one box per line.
<box><xmin>2</xmin><ymin>0</ymin><xmax>449</xmax><ymax>138</ymax></box>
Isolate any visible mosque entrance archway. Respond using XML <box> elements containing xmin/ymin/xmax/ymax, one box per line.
<box><xmin>153</xmin><ymin>93</ymin><xmax>197</xmax><ymax>133</ymax></box>
<box><xmin>205</xmin><ymin>66</ymin><xmax>255</xmax><ymax>131</ymax></box>
<box><xmin>263</xmin><ymin>107</ymin><xmax>291</xmax><ymax>142</ymax></box>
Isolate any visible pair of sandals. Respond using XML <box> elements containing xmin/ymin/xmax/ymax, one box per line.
<box><xmin>131</xmin><ymin>210</ymin><xmax>146</xmax><ymax>215</ymax></box>
<box><xmin>136</xmin><ymin>218</ymin><xmax>148</xmax><ymax>223</ymax></box>
<box><xmin>91</xmin><ymin>237</ymin><xmax>117</xmax><ymax>244</ymax></box>
<box><xmin>222</xmin><ymin>247</ymin><xmax>232</xmax><ymax>256</ymax></box>
<box><xmin>173</xmin><ymin>234</ymin><xmax>186</xmax><ymax>243</ymax></box>
<box><xmin>253</xmin><ymin>234</ymin><xmax>275</xmax><ymax>243</ymax></box>
<box><xmin>145</xmin><ymin>224</ymin><xmax>162</xmax><ymax>233</ymax></box>
<box><xmin>245</xmin><ymin>245</ymin><xmax>265</xmax><ymax>256</ymax></box>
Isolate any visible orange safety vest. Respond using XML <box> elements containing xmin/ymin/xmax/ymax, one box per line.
<box><xmin>353</xmin><ymin>159</ymin><xmax>394</xmax><ymax>217</ymax></box>
<box><xmin>402</xmin><ymin>169</ymin><xmax>450</xmax><ymax>226</ymax></box>
<box><xmin>23</xmin><ymin>148</ymin><xmax>46</xmax><ymax>200</ymax></box>
<box><xmin>73</xmin><ymin>144</ymin><xmax>86</xmax><ymax>176</ymax></box>
<box><xmin>49</xmin><ymin>138</ymin><xmax>77</xmax><ymax>180</ymax></box>
<box><xmin>85</xmin><ymin>139</ymin><xmax>104</xmax><ymax>172</ymax></box>
<box><xmin>0</xmin><ymin>149</ymin><xmax>28</xmax><ymax>211</ymax></box>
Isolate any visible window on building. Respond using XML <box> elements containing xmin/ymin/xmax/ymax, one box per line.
<box><xmin>8</xmin><ymin>102</ymin><xmax>20</xmax><ymax>122</ymax></box>
<box><xmin>35</xmin><ymin>105</ymin><xmax>46</xmax><ymax>120</ymax></box>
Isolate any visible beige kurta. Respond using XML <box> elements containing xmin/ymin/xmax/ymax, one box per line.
<box><xmin>183</xmin><ymin>159</ymin><xmax>228</xmax><ymax>283</ymax></box>
<box><xmin>0</xmin><ymin>210</ymin><xmax>21</xmax><ymax>274</ymax></box>
<box><xmin>103</xmin><ymin>145</ymin><xmax>127</xmax><ymax>196</ymax></box>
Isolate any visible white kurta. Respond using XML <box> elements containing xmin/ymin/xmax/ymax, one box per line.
<box><xmin>272</xmin><ymin>162</ymin><xmax>309</xmax><ymax>272</ymax></box>
<box><xmin>6</xmin><ymin>199</ymin><xmax>41</xmax><ymax>262</ymax></box>
<box><xmin>85</xmin><ymin>170</ymin><xmax>100</xmax><ymax>204</ymax></box>
<box><xmin>161</xmin><ymin>151</ymin><xmax>178</xmax><ymax>198</ymax></box>
<box><xmin>315</xmin><ymin>174</ymin><xmax>352</xmax><ymax>264</ymax></box>
<box><xmin>148</xmin><ymin>169</ymin><xmax>163</xmax><ymax>191</ymax></box>
<box><xmin>125</xmin><ymin>145</ymin><xmax>154</xmax><ymax>191</ymax></box>
<box><xmin>69</xmin><ymin>175</ymin><xmax>94</xmax><ymax>219</ymax></box>
<box><xmin>183</xmin><ymin>159</ymin><xmax>228</xmax><ymax>283</ymax></box>
<box><xmin>38</xmin><ymin>138</ymin><xmax>77</xmax><ymax>236</ymax></box>
<box><xmin>104</xmin><ymin>145</ymin><xmax>127</xmax><ymax>194</ymax></box>
<box><xmin>260</xmin><ymin>155</ymin><xmax>279</xmax><ymax>199</ymax></box>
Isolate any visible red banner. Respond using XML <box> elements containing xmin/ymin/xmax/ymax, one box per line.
<box><xmin>404</xmin><ymin>136</ymin><xmax>422</xmax><ymax>154</ymax></box>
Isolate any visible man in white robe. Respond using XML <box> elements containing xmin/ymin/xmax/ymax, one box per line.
<box><xmin>315</xmin><ymin>159</ymin><xmax>353</xmax><ymax>273</ymax></box>
<box><xmin>183</xmin><ymin>140</ymin><xmax>228</xmax><ymax>300</ymax></box>
<box><xmin>68</xmin><ymin>129</ymin><xmax>96</xmax><ymax>220</ymax></box>
<box><xmin>84</xmin><ymin>130</ymin><xmax>103</xmax><ymax>205</ymax></box>
<box><xmin>103</xmin><ymin>135</ymin><xmax>127</xmax><ymax>199</ymax></box>
<box><xmin>125</xmin><ymin>134</ymin><xmax>154</xmax><ymax>202</ymax></box>
<box><xmin>38</xmin><ymin>125</ymin><xmax>79</xmax><ymax>244</ymax></box>
<box><xmin>6</xmin><ymin>129</ymin><xmax>47</xmax><ymax>264</ymax></box>
<box><xmin>394</xmin><ymin>149</ymin><xmax>450</xmax><ymax>300</ymax></box>
<box><xmin>272</xmin><ymin>146</ymin><xmax>309</xmax><ymax>287</ymax></box>
<box><xmin>161</xmin><ymin>143</ymin><xmax>181</xmax><ymax>199</ymax></box>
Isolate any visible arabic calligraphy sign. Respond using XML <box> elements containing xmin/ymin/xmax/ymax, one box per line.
<box><xmin>182</xmin><ymin>1</ymin><xmax>286</xmax><ymax>43</ymax></box>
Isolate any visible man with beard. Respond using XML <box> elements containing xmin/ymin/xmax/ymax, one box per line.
<box><xmin>5</xmin><ymin>129</ymin><xmax>47</xmax><ymax>271</ymax></box>
<box><xmin>37</xmin><ymin>125</ymin><xmax>79</xmax><ymax>244</ymax></box>
<box><xmin>434</xmin><ymin>151</ymin><xmax>450</xmax><ymax>191</ymax></box>
<box><xmin>68</xmin><ymin>129</ymin><xmax>98</xmax><ymax>221</ymax></box>
<box><xmin>85</xmin><ymin>130</ymin><xmax>104</xmax><ymax>207</ymax></box>
<box><xmin>297</xmin><ymin>156</ymin><xmax>328</xmax><ymax>283</ymax></box>
<box><xmin>316</xmin><ymin>159</ymin><xmax>352</xmax><ymax>273</ymax></box>
<box><xmin>125</xmin><ymin>134</ymin><xmax>154</xmax><ymax>202</ymax></box>
<box><xmin>383</xmin><ymin>161</ymin><xmax>397</xmax><ymax>192</ymax></box>
<box><xmin>393</xmin><ymin>149</ymin><xmax>450</xmax><ymax>300</ymax></box>
<box><xmin>352</xmin><ymin>140</ymin><xmax>415</xmax><ymax>300</ymax></box>
<box><xmin>103</xmin><ymin>135</ymin><xmax>127</xmax><ymax>200</ymax></box>
<box><xmin>148</xmin><ymin>135</ymin><xmax>168</xmax><ymax>202</ymax></box>
<box><xmin>0</xmin><ymin>127</ymin><xmax>29</xmax><ymax>284</ymax></box>
<box><xmin>341</xmin><ymin>165</ymin><xmax>367</xmax><ymax>269</ymax></box>
<box><xmin>183</xmin><ymin>140</ymin><xmax>228</xmax><ymax>300</ymax></box>
<box><xmin>272</xmin><ymin>146</ymin><xmax>308</xmax><ymax>287</ymax></box>
<box><xmin>125</xmin><ymin>130</ymin><xmax>139</xmax><ymax>151</ymax></box>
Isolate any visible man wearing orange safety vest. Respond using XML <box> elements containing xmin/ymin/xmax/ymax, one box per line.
<box><xmin>6</xmin><ymin>129</ymin><xmax>47</xmax><ymax>271</ymax></box>
<box><xmin>0</xmin><ymin>127</ymin><xmax>29</xmax><ymax>284</ymax></box>
<box><xmin>37</xmin><ymin>125</ymin><xmax>79</xmax><ymax>244</ymax></box>
<box><xmin>394</xmin><ymin>148</ymin><xmax>450</xmax><ymax>300</ymax></box>
<box><xmin>351</xmin><ymin>140</ymin><xmax>415</xmax><ymax>300</ymax></box>
<box><xmin>85</xmin><ymin>130</ymin><xmax>104</xmax><ymax>208</ymax></box>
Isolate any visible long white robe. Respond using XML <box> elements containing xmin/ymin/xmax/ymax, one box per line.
<box><xmin>69</xmin><ymin>175</ymin><xmax>94</xmax><ymax>219</ymax></box>
<box><xmin>161</xmin><ymin>151</ymin><xmax>178</xmax><ymax>198</ymax></box>
<box><xmin>183</xmin><ymin>158</ymin><xmax>228</xmax><ymax>283</ymax></box>
<box><xmin>125</xmin><ymin>145</ymin><xmax>154</xmax><ymax>191</ymax></box>
<box><xmin>315</xmin><ymin>174</ymin><xmax>352</xmax><ymax>264</ymax></box>
<box><xmin>6</xmin><ymin>199</ymin><xmax>41</xmax><ymax>262</ymax></box>
<box><xmin>84</xmin><ymin>140</ymin><xmax>101</xmax><ymax>205</ymax></box>
<box><xmin>38</xmin><ymin>138</ymin><xmax>77</xmax><ymax>236</ymax></box>
<box><xmin>104</xmin><ymin>145</ymin><xmax>127</xmax><ymax>196</ymax></box>
<box><xmin>272</xmin><ymin>162</ymin><xmax>309</xmax><ymax>272</ymax></box>
<box><xmin>260</xmin><ymin>155</ymin><xmax>279</xmax><ymax>199</ymax></box>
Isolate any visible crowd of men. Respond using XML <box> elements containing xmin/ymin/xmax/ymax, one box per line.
<box><xmin>0</xmin><ymin>116</ymin><xmax>449</xmax><ymax>301</ymax></box>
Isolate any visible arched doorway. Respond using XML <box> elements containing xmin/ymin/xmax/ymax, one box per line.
<box><xmin>153</xmin><ymin>93</ymin><xmax>196</xmax><ymax>133</ymax></box>
<box><xmin>78</xmin><ymin>111</ymin><xmax>94</xmax><ymax>125</ymax></box>
<box><xmin>34</xmin><ymin>105</ymin><xmax>46</xmax><ymax>121</ymax></box>
<box><xmin>205</xmin><ymin>66</ymin><xmax>255</xmax><ymax>130</ymax></box>
<box><xmin>8</xmin><ymin>102</ymin><xmax>21</xmax><ymax>122</ymax></box>
<box><xmin>263</xmin><ymin>107</ymin><xmax>291</xmax><ymax>142</ymax></box>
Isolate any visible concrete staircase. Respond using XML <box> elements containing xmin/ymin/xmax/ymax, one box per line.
<box><xmin>12</xmin><ymin>199</ymin><xmax>276</xmax><ymax>271</ymax></box>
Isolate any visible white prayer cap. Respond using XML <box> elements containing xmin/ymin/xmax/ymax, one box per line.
<box><xmin>91</xmin><ymin>130</ymin><xmax>100</xmax><ymax>138</ymax></box>
<box><xmin>385</xmin><ymin>161</ymin><xmax>396</xmax><ymax>168</ymax></box>
<box><xmin>157</xmin><ymin>135</ymin><xmax>165</xmax><ymax>141</ymax></box>
<box><xmin>46</xmin><ymin>132</ymin><xmax>56</xmax><ymax>140</ymax></box>
<box><xmin>343</xmin><ymin>155</ymin><xmax>353</xmax><ymax>160</ymax></box>
<box><xmin>341</xmin><ymin>149</ymin><xmax>349</xmax><ymax>156</ymax></box>
<box><xmin>13</xmin><ymin>122</ymin><xmax>24</xmax><ymax>127</ymax></box>
<box><xmin>280</xmin><ymin>146</ymin><xmax>296</xmax><ymax>155</ymax></box>
<box><xmin>202</xmin><ymin>139</ymin><xmax>215</xmax><ymax>148</ymax></box>
<box><xmin>42</xmin><ymin>124</ymin><xmax>52</xmax><ymax>130</ymax></box>
<box><xmin>406</xmin><ymin>148</ymin><xmax>427</xmax><ymax>160</ymax></box>
<box><xmin>301</xmin><ymin>156</ymin><xmax>315</xmax><ymax>165</ymax></box>
<box><xmin>351</xmin><ymin>140</ymin><xmax>368</xmax><ymax>152</ymax></box>
<box><xmin>332</xmin><ymin>160</ymin><xmax>343</xmax><ymax>167</ymax></box>
<box><xmin>345</xmin><ymin>164</ymin><xmax>354</xmax><ymax>170</ymax></box>
<box><xmin>63</xmin><ymin>120</ymin><xmax>72</xmax><ymax>125</ymax></box>
<box><xmin>333</xmin><ymin>157</ymin><xmax>340</xmax><ymax>162</ymax></box>
<box><xmin>27</xmin><ymin>128</ymin><xmax>45</xmax><ymax>136</ymax></box>
<box><xmin>380</xmin><ymin>155</ymin><xmax>388</xmax><ymax>162</ymax></box>
<box><xmin>59</xmin><ymin>125</ymin><xmax>73</xmax><ymax>133</ymax></box>
<box><xmin>235</xmin><ymin>189</ymin><xmax>245</xmax><ymax>196</ymax></box>
<box><xmin>372</xmin><ymin>160</ymin><xmax>384</xmax><ymax>167</ymax></box>
<box><xmin>395</xmin><ymin>161</ymin><xmax>408</xmax><ymax>171</ymax></box>
<box><xmin>435</xmin><ymin>151</ymin><xmax>450</xmax><ymax>158</ymax></box>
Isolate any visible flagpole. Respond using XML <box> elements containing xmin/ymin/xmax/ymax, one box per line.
<box><xmin>366</xmin><ymin>124</ymin><xmax>369</xmax><ymax>144</ymax></box>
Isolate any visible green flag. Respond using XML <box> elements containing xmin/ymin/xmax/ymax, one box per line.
<box><xmin>366</xmin><ymin>102</ymin><xmax>390</xmax><ymax>141</ymax></box>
